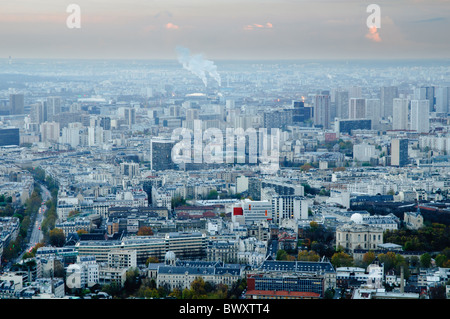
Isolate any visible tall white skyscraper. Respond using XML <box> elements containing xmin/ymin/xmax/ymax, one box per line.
<box><xmin>365</xmin><ymin>99</ymin><xmax>381</xmax><ymax>127</ymax></box>
<box><xmin>435</xmin><ymin>87</ymin><xmax>449</xmax><ymax>114</ymax></box>
<box><xmin>349</xmin><ymin>86</ymin><xmax>362</xmax><ymax>98</ymax></box>
<box><xmin>40</xmin><ymin>121</ymin><xmax>60</xmax><ymax>142</ymax></box>
<box><xmin>381</xmin><ymin>86</ymin><xmax>398</xmax><ymax>119</ymax></box>
<box><xmin>410</xmin><ymin>100</ymin><xmax>430</xmax><ymax>133</ymax></box>
<box><xmin>392</xmin><ymin>98</ymin><xmax>409</xmax><ymax>130</ymax></box>
<box><xmin>414</xmin><ymin>87</ymin><xmax>434</xmax><ymax>112</ymax></box>
<box><xmin>314</xmin><ymin>92</ymin><xmax>331</xmax><ymax>129</ymax></box>
<box><xmin>349</xmin><ymin>98</ymin><xmax>366</xmax><ymax>119</ymax></box>
<box><xmin>46</xmin><ymin>96</ymin><xmax>62</xmax><ymax>121</ymax></box>
<box><xmin>335</xmin><ymin>90</ymin><xmax>349</xmax><ymax>119</ymax></box>
<box><xmin>30</xmin><ymin>102</ymin><xmax>46</xmax><ymax>124</ymax></box>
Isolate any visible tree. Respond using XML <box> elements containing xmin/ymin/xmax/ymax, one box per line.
<box><xmin>207</xmin><ymin>190</ymin><xmax>219</xmax><ymax>200</ymax></box>
<box><xmin>169</xmin><ymin>288</ymin><xmax>182</xmax><ymax>299</ymax></box>
<box><xmin>182</xmin><ymin>288</ymin><xmax>193</xmax><ymax>299</ymax></box>
<box><xmin>145</xmin><ymin>256</ymin><xmax>159</xmax><ymax>266</ymax></box>
<box><xmin>49</xmin><ymin>228</ymin><xmax>65</xmax><ymax>247</ymax></box>
<box><xmin>324</xmin><ymin>288</ymin><xmax>335</xmax><ymax>299</ymax></box>
<box><xmin>276</xmin><ymin>249</ymin><xmax>288</xmax><ymax>261</ymax></box>
<box><xmin>435</xmin><ymin>254</ymin><xmax>447</xmax><ymax>267</ymax></box>
<box><xmin>190</xmin><ymin>277</ymin><xmax>207</xmax><ymax>298</ymax></box>
<box><xmin>300</xmin><ymin>163</ymin><xmax>313</xmax><ymax>172</ymax></box>
<box><xmin>137</xmin><ymin>226</ymin><xmax>154</xmax><ymax>236</ymax></box>
<box><xmin>331</xmin><ymin>251</ymin><xmax>353</xmax><ymax>268</ymax></box>
<box><xmin>101</xmin><ymin>281</ymin><xmax>122</xmax><ymax>298</ymax></box>
<box><xmin>362</xmin><ymin>251</ymin><xmax>376</xmax><ymax>267</ymax></box>
<box><xmin>378</xmin><ymin>252</ymin><xmax>397</xmax><ymax>273</ymax></box>
<box><xmin>420</xmin><ymin>253</ymin><xmax>432</xmax><ymax>268</ymax></box>
<box><xmin>172</xmin><ymin>196</ymin><xmax>186</xmax><ymax>208</ymax></box>
<box><xmin>124</xmin><ymin>268</ymin><xmax>141</xmax><ymax>295</ymax></box>
<box><xmin>297</xmin><ymin>250</ymin><xmax>320</xmax><ymax>262</ymax></box>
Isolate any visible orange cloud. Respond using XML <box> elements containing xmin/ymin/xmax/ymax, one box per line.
<box><xmin>366</xmin><ymin>26</ymin><xmax>381</xmax><ymax>42</ymax></box>
<box><xmin>244</xmin><ymin>22</ymin><xmax>273</xmax><ymax>30</ymax></box>
<box><xmin>165</xmin><ymin>22</ymin><xmax>179</xmax><ymax>30</ymax></box>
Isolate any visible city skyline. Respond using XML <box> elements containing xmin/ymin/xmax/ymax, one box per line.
<box><xmin>1</xmin><ymin>0</ymin><xmax>449</xmax><ymax>60</ymax></box>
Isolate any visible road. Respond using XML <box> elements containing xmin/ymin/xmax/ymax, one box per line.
<box><xmin>21</xmin><ymin>184</ymin><xmax>50</xmax><ymax>257</ymax></box>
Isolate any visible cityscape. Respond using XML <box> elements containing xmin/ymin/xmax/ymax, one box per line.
<box><xmin>0</xmin><ymin>1</ymin><xmax>450</xmax><ymax>308</ymax></box>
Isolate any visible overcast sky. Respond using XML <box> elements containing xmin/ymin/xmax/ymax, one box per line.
<box><xmin>1</xmin><ymin>0</ymin><xmax>449</xmax><ymax>60</ymax></box>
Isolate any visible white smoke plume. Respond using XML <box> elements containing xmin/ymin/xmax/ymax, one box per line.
<box><xmin>176</xmin><ymin>46</ymin><xmax>221</xmax><ymax>87</ymax></box>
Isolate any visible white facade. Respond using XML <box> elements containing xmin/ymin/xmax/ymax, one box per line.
<box><xmin>353</xmin><ymin>143</ymin><xmax>376</xmax><ymax>162</ymax></box>
<box><xmin>392</xmin><ymin>98</ymin><xmax>409</xmax><ymax>130</ymax></box>
<box><xmin>271</xmin><ymin>195</ymin><xmax>308</xmax><ymax>224</ymax></box>
<box><xmin>365</xmin><ymin>99</ymin><xmax>381</xmax><ymax>125</ymax></box>
<box><xmin>40</xmin><ymin>121</ymin><xmax>60</xmax><ymax>142</ymax></box>
<box><xmin>239</xmin><ymin>199</ymin><xmax>272</xmax><ymax>225</ymax></box>
<box><xmin>349</xmin><ymin>98</ymin><xmax>366</xmax><ymax>119</ymax></box>
<box><xmin>66</xmin><ymin>256</ymin><xmax>100</xmax><ymax>289</ymax></box>
<box><xmin>435</xmin><ymin>87</ymin><xmax>449</xmax><ymax>114</ymax></box>
<box><xmin>410</xmin><ymin>100</ymin><xmax>429</xmax><ymax>133</ymax></box>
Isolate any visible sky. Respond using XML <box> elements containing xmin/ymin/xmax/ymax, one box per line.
<box><xmin>0</xmin><ymin>0</ymin><xmax>449</xmax><ymax>60</ymax></box>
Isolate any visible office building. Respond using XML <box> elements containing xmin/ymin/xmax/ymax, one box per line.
<box><xmin>392</xmin><ymin>98</ymin><xmax>409</xmax><ymax>130</ymax></box>
<box><xmin>410</xmin><ymin>100</ymin><xmax>429</xmax><ymax>133</ymax></box>
<box><xmin>365</xmin><ymin>99</ymin><xmax>381</xmax><ymax>125</ymax></box>
<box><xmin>292</xmin><ymin>101</ymin><xmax>313</xmax><ymax>124</ymax></box>
<box><xmin>334</xmin><ymin>119</ymin><xmax>372</xmax><ymax>135</ymax></box>
<box><xmin>246</xmin><ymin>260</ymin><xmax>336</xmax><ymax>299</ymax></box>
<box><xmin>232</xmin><ymin>199</ymin><xmax>272</xmax><ymax>225</ymax></box>
<box><xmin>120</xmin><ymin>162</ymin><xmax>140</xmax><ymax>178</ymax></box>
<box><xmin>380</xmin><ymin>86</ymin><xmax>398</xmax><ymax>118</ymax></box>
<box><xmin>30</xmin><ymin>102</ymin><xmax>47</xmax><ymax>124</ymax></box>
<box><xmin>353</xmin><ymin>143</ymin><xmax>377</xmax><ymax>162</ymax></box>
<box><xmin>151</xmin><ymin>138</ymin><xmax>175</xmax><ymax>171</ymax></box>
<box><xmin>0</xmin><ymin>128</ymin><xmax>20</xmax><ymax>146</ymax></box>
<box><xmin>9</xmin><ymin>94</ymin><xmax>24</xmax><ymax>115</ymax></box>
<box><xmin>414</xmin><ymin>86</ymin><xmax>434</xmax><ymax>112</ymax></box>
<box><xmin>271</xmin><ymin>195</ymin><xmax>308</xmax><ymax>224</ymax></box>
<box><xmin>349</xmin><ymin>98</ymin><xmax>366</xmax><ymax>119</ymax></box>
<box><xmin>391</xmin><ymin>138</ymin><xmax>408</xmax><ymax>167</ymax></box>
<box><xmin>40</xmin><ymin>121</ymin><xmax>60</xmax><ymax>143</ymax></box>
<box><xmin>335</xmin><ymin>90</ymin><xmax>349</xmax><ymax>119</ymax></box>
<box><xmin>46</xmin><ymin>96</ymin><xmax>62</xmax><ymax>121</ymax></box>
<box><xmin>313</xmin><ymin>92</ymin><xmax>331</xmax><ymax>129</ymax></box>
<box><xmin>435</xmin><ymin>87</ymin><xmax>449</xmax><ymax>114</ymax></box>
<box><xmin>100</xmin><ymin>117</ymin><xmax>112</xmax><ymax>130</ymax></box>
<box><xmin>263</xmin><ymin>108</ymin><xmax>293</xmax><ymax>129</ymax></box>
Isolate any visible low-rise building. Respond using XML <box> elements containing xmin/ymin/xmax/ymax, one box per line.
<box><xmin>246</xmin><ymin>260</ymin><xmax>336</xmax><ymax>299</ymax></box>
<box><xmin>336</xmin><ymin>216</ymin><xmax>384</xmax><ymax>253</ymax></box>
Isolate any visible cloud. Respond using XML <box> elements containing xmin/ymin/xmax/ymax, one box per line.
<box><xmin>412</xmin><ymin>17</ymin><xmax>447</xmax><ymax>23</ymax></box>
<box><xmin>154</xmin><ymin>11</ymin><xmax>173</xmax><ymax>19</ymax></box>
<box><xmin>365</xmin><ymin>26</ymin><xmax>381</xmax><ymax>42</ymax></box>
<box><xmin>166</xmin><ymin>22</ymin><xmax>179</xmax><ymax>30</ymax></box>
<box><xmin>243</xmin><ymin>22</ymin><xmax>273</xmax><ymax>30</ymax></box>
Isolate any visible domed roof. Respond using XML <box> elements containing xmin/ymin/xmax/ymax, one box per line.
<box><xmin>165</xmin><ymin>251</ymin><xmax>176</xmax><ymax>262</ymax></box>
<box><xmin>350</xmin><ymin>213</ymin><xmax>363</xmax><ymax>224</ymax></box>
